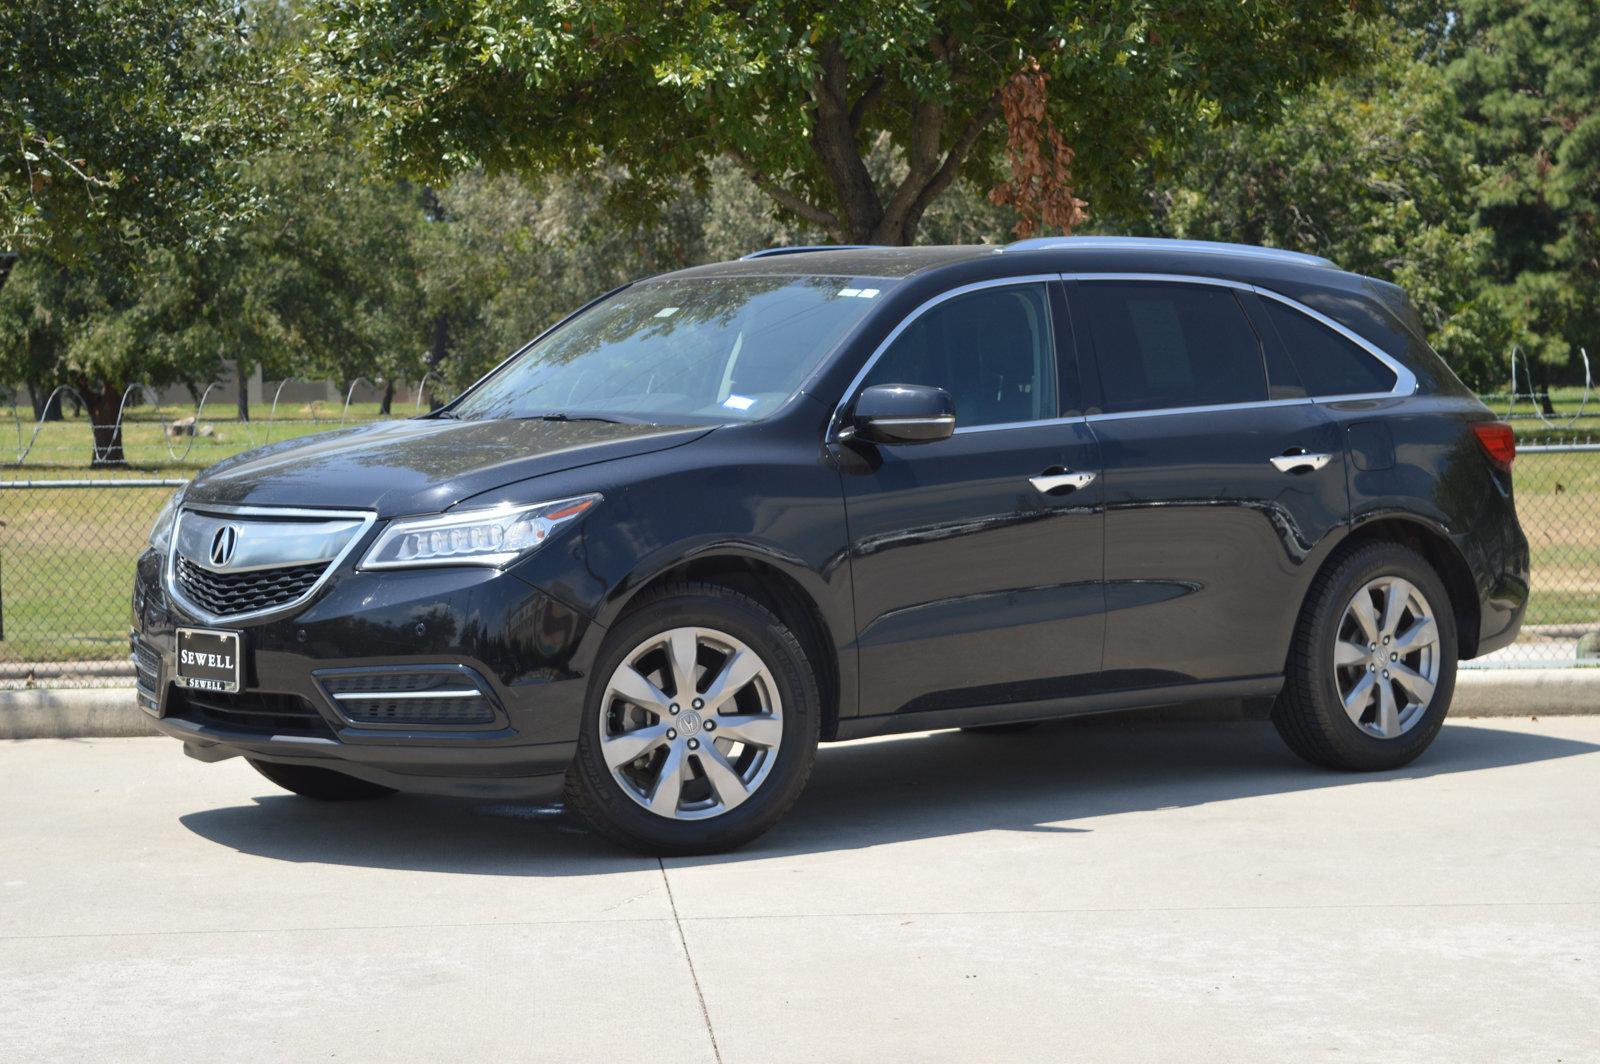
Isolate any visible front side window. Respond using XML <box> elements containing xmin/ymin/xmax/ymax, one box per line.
<box><xmin>863</xmin><ymin>283</ymin><xmax>1058</xmax><ymax>427</ymax></box>
<box><xmin>1078</xmin><ymin>281</ymin><xmax>1268</xmax><ymax>413</ymax></box>
<box><xmin>452</xmin><ymin>276</ymin><xmax>894</xmax><ymax>423</ymax></box>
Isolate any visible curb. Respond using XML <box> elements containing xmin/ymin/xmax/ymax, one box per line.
<box><xmin>2</xmin><ymin>670</ymin><xmax>1596</xmax><ymax>741</ymax></box>
<box><xmin>1</xmin><ymin>688</ymin><xmax>159</xmax><ymax>739</ymax></box>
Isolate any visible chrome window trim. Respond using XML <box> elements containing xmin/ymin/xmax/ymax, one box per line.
<box><xmin>830</xmin><ymin>271</ymin><xmax>1417</xmax><ymax>438</ymax></box>
<box><xmin>164</xmin><ymin>503</ymin><xmax>377</xmax><ymax>626</ymax></box>
<box><xmin>828</xmin><ymin>274</ymin><xmax>1062</xmax><ymax>440</ymax></box>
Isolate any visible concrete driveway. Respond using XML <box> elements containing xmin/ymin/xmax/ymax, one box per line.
<box><xmin>2</xmin><ymin>717</ymin><xmax>1597</xmax><ymax>1063</ymax></box>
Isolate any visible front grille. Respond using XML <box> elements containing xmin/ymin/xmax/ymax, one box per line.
<box><xmin>319</xmin><ymin>669</ymin><xmax>498</xmax><ymax>727</ymax></box>
<box><xmin>176</xmin><ymin>556</ymin><xmax>326</xmax><ymax>617</ymax></box>
<box><xmin>132</xmin><ymin>639</ymin><xmax>161</xmax><ymax>693</ymax></box>
<box><xmin>169</xmin><ymin>688</ymin><xmax>334</xmax><ymax>738</ymax></box>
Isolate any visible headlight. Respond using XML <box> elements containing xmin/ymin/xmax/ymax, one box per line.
<box><xmin>149</xmin><ymin>487</ymin><xmax>185</xmax><ymax>554</ymax></box>
<box><xmin>359</xmin><ymin>494</ymin><xmax>601</xmax><ymax>570</ymax></box>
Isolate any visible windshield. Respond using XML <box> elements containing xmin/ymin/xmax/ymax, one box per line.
<box><xmin>450</xmin><ymin>275</ymin><xmax>896</xmax><ymax>424</ymax></box>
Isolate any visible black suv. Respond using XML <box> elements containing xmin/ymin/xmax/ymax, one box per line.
<box><xmin>133</xmin><ymin>237</ymin><xmax>1529</xmax><ymax>854</ymax></box>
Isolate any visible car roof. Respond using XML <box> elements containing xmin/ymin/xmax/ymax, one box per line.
<box><xmin>654</xmin><ymin>236</ymin><xmax>1349</xmax><ymax>289</ymax></box>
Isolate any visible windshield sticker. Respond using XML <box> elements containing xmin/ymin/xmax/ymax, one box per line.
<box><xmin>837</xmin><ymin>288</ymin><xmax>878</xmax><ymax>299</ymax></box>
<box><xmin>654</xmin><ymin>306</ymin><xmax>679</xmax><ymax>318</ymax></box>
<box><xmin>722</xmin><ymin>394</ymin><xmax>757</xmax><ymax>412</ymax></box>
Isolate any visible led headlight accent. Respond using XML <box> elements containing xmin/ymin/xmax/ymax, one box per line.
<box><xmin>360</xmin><ymin>495</ymin><xmax>600</xmax><ymax>570</ymax></box>
<box><xmin>148</xmin><ymin>486</ymin><xmax>185</xmax><ymax>554</ymax></box>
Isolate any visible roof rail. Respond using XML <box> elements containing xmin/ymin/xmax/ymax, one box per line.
<box><xmin>1002</xmin><ymin>235</ymin><xmax>1335</xmax><ymax>269</ymax></box>
<box><xmin>740</xmin><ymin>245</ymin><xmax>882</xmax><ymax>260</ymax></box>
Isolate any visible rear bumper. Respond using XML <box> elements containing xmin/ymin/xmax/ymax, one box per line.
<box><xmin>1469</xmin><ymin>498</ymin><xmax>1530</xmax><ymax>659</ymax></box>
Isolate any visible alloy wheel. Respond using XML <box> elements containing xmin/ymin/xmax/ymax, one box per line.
<box><xmin>599</xmin><ymin>626</ymin><xmax>784</xmax><ymax>820</ymax></box>
<box><xmin>1333</xmin><ymin>576</ymin><xmax>1442</xmax><ymax>739</ymax></box>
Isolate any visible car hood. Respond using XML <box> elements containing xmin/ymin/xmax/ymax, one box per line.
<box><xmin>182</xmin><ymin>417</ymin><xmax>713</xmax><ymax>517</ymax></box>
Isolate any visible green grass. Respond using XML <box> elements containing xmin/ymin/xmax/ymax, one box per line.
<box><xmin>0</xmin><ymin>485</ymin><xmax>172</xmax><ymax>662</ymax></box>
<box><xmin>1515</xmin><ymin>450</ymin><xmax>1600</xmax><ymax>627</ymax></box>
<box><xmin>1489</xmin><ymin>386</ymin><xmax>1600</xmax><ymax>441</ymax></box>
<box><xmin>4</xmin><ymin>403</ymin><xmax>398</xmax><ymax>475</ymax></box>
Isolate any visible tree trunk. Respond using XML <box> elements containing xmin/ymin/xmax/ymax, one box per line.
<box><xmin>379</xmin><ymin>378</ymin><xmax>395</xmax><ymax>416</ymax></box>
<box><xmin>28</xmin><ymin>383</ymin><xmax>63</xmax><ymax>422</ymax></box>
<box><xmin>426</xmin><ymin>313</ymin><xmax>450</xmax><ymax>410</ymax></box>
<box><xmin>78</xmin><ymin>381</ymin><xmax>127</xmax><ymax>467</ymax></box>
<box><xmin>235</xmin><ymin>360</ymin><xmax>251</xmax><ymax>422</ymax></box>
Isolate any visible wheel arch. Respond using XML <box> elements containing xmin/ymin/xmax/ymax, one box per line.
<box><xmin>608</xmin><ymin>552</ymin><xmax>844</xmax><ymax>741</ymax></box>
<box><xmin>1316</xmin><ymin>516</ymin><xmax>1481</xmax><ymax>660</ymax></box>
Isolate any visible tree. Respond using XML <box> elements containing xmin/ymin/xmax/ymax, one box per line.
<box><xmin>1125</xmin><ymin>34</ymin><xmax>1514</xmax><ymax>389</ymax></box>
<box><xmin>1447</xmin><ymin>0</ymin><xmax>1600</xmax><ymax>389</ymax></box>
<box><xmin>312</xmin><ymin>1</ymin><xmax>1377</xmax><ymax>246</ymax></box>
<box><xmin>1</xmin><ymin>0</ymin><xmax>285</xmax><ymax>461</ymax></box>
<box><xmin>1</xmin><ymin>0</ymin><xmax>267</xmax><ymax>262</ymax></box>
<box><xmin>0</xmin><ymin>252</ymin><xmax>228</xmax><ymax>463</ymax></box>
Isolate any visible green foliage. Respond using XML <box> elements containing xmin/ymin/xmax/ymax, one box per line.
<box><xmin>0</xmin><ymin>0</ymin><xmax>275</xmax><ymax>263</ymax></box>
<box><xmin>311</xmin><ymin>0</ymin><xmax>1376</xmax><ymax>244</ymax></box>
<box><xmin>1127</xmin><ymin>35</ymin><xmax>1515</xmax><ymax>388</ymax></box>
<box><xmin>1448</xmin><ymin>0</ymin><xmax>1600</xmax><ymax>374</ymax></box>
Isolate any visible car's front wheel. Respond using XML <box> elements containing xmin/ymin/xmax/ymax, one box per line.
<box><xmin>1274</xmin><ymin>541</ymin><xmax>1457</xmax><ymax>771</ymax></box>
<box><xmin>564</xmin><ymin>582</ymin><xmax>820</xmax><ymax>855</ymax></box>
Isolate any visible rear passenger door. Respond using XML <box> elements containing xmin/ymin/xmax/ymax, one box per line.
<box><xmin>1065</xmin><ymin>277</ymin><xmax>1348</xmax><ymax>687</ymax></box>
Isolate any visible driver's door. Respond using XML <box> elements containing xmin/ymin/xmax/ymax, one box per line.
<box><xmin>836</xmin><ymin>279</ymin><xmax>1105</xmax><ymax>720</ymax></box>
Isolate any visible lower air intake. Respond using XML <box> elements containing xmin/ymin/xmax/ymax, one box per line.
<box><xmin>317</xmin><ymin>668</ymin><xmax>499</xmax><ymax>728</ymax></box>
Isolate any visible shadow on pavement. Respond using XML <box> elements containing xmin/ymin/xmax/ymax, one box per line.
<box><xmin>178</xmin><ymin>720</ymin><xmax>1598</xmax><ymax>875</ymax></box>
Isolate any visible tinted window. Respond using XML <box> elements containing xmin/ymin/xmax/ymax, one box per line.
<box><xmin>1261</xmin><ymin>299</ymin><xmax>1397</xmax><ymax>397</ymax></box>
<box><xmin>864</xmin><ymin>284</ymin><xmax>1057</xmax><ymax>427</ymax></box>
<box><xmin>1078</xmin><ymin>282</ymin><xmax>1267</xmax><ymax>413</ymax></box>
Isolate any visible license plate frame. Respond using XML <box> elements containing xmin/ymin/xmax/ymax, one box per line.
<box><xmin>175</xmin><ymin>628</ymin><xmax>243</xmax><ymax>693</ymax></box>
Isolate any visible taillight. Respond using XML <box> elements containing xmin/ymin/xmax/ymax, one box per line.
<box><xmin>1471</xmin><ymin>421</ymin><xmax>1516</xmax><ymax>471</ymax></box>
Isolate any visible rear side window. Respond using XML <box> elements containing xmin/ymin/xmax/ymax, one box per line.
<box><xmin>1076</xmin><ymin>282</ymin><xmax>1268</xmax><ymax>413</ymax></box>
<box><xmin>864</xmin><ymin>283</ymin><xmax>1057</xmax><ymax>427</ymax></box>
<box><xmin>1261</xmin><ymin>299</ymin><xmax>1398</xmax><ymax>397</ymax></box>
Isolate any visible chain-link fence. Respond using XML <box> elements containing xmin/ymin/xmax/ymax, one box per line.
<box><xmin>2</xmin><ymin>445</ymin><xmax>1597</xmax><ymax>688</ymax></box>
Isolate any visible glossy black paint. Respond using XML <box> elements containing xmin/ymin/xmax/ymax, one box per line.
<box><xmin>134</xmin><ymin>241</ymin><xmax>1529</xmax><ymax>796</ymax></box>
<box><xmin>848</xmin><ymin>383</ymin><xmax>956</xmax><ymax>444</ymax></box>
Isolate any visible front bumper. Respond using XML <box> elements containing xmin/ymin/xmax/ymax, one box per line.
<box><xmin>133</xmin><ymin>548</ymin><xmax>600</xmax><ymax>799</ymax></box>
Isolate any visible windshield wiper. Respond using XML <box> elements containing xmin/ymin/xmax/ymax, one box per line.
<box><xmin>521</xmin><ymin>412</ymin><xmax>634</xmax><ymax>425</ymax></box>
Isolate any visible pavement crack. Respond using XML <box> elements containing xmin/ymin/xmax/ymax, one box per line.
<box><xmin>660</xmin><ymin>857</ymin><xmax>723</xmax><ymax>1064</ymax></box>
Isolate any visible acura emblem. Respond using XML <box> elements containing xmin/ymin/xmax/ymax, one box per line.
<box><xmin>210</xmin><ymin>525</ymin><xmax>239</xmax><ymax>567</ymax></box>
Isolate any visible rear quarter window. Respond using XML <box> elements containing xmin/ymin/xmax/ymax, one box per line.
<box><xmin>1261</xmin><ymin>299</ymin><xmax>1398</xmax><ymax>397</ymax></box>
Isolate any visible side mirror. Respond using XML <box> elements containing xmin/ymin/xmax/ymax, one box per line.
<box><xmin>848</xmin><ymin>384</ymin><xmax>956</xmax><ymax>445</ymax></box>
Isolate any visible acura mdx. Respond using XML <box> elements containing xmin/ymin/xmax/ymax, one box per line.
<box><xmin>132</xmin><ymin>237</ymin><xmax>1529</xmax><ymax>854</ymax></box>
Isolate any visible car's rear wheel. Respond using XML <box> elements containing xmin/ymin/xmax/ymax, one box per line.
<box><xmin>1274</xmin><ymin>541</ymin><xmax>1457</xmax><ymax>770</ymax></box>
<box><xmin>564</xmin><ymin>582</ymin><xmax>820</xmax><ymax>855</ymax></box>
<box><xmin>247</xmin><ymin>759</ymin><xmax>398</xmax><ymax>800</ymax></box>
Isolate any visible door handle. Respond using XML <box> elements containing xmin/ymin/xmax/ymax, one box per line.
<box><xmin>1270</xmin><ymin>449</ymin><xmax>1333</xmax><ymax>474</ymax></box>
<box><xmin>1030</xmin><ymin>469</ymin><xmax>1097</xmax><ymax>495</ymax></box>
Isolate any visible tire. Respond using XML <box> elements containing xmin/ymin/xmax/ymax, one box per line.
<box><xmin>247</xmin><ymin>758</ymin><xmax>398</xmax><ymax>801</ymax></box>
<box><xmin>960</xmin><ymin>721</ymin><xmax>1041</xmax><ymax>735</ymax></box>
<box><xmin>564</xmin><ymin>581</ymin><xmax>820</xmax><ymax>855</ymax></box>
<box><xmin>1273</xmin><ymin>541</ymin><xmax>1458</xmax><ymax>771</ymax></box>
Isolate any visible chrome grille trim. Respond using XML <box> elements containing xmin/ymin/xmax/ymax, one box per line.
<box><xmin>132</xmin><ymin>638</ymin><xmax>161</xmax><ymax>695</ymax></box>
<box><xmin>164</xmin><ymin>504</ymin><xmax>376</xmax><ymax>625</ymax></box>
<box><xmin>314</xmin><ymin>665</ymin><xmax>502</xmax><ymax>729</ymax></box>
